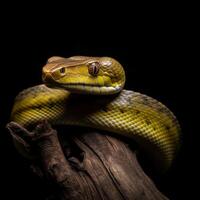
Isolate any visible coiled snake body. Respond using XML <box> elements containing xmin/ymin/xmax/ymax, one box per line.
<box><xmin>11</xmin><ymin>56</ymin><xmax>181</xmax><ymax>171</ymax></box>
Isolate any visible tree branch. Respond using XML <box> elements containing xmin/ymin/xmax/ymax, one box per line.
<box><xmin>7</xmin><ymin>121</ymin><xmax>168</xmax><ymax>200</ymax></box>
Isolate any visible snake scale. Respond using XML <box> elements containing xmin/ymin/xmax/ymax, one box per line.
<box><xmin>11</xmin><ymin>56</ymin><xmax>181</xmax><ymax>171</ymax></box>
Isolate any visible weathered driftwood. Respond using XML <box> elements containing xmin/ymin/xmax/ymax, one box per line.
<box><xmin>7</xmin><ymin>121</ymin><xmax>168</xmax><ymax>200</ymax></box>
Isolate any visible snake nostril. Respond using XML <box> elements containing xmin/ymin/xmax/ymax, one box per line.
<box><xmin>42</xmin><ymin>71</ymin><xmax>54</xmax><ymax>83</ymax></box>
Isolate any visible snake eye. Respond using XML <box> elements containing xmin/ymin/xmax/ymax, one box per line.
<box><xmin>88</xmin><ymin>62</ymin><xmax>100</xmax><ymax>76</ymax></box>
<box><xmin>60</xmin><ymin>67</ymin><xmax>65</xmax><ymax>74</ymax></box>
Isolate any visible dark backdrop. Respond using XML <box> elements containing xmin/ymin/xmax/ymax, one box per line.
<box><xmin>0</xmin><ymin>8</ymin><xmax>198</xmax><ymax>199</ymax></box>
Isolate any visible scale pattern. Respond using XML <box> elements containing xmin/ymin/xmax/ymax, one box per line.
<box><xmin>11</xmin><ymin>85</ymin><xmax>181</xmax><ymax>171</ymax></box>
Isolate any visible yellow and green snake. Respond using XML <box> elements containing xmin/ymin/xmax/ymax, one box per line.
<box><xmin>11</xmin><ymin>56</ymin><xmax>181</xmax><ymax>171</ymax></box>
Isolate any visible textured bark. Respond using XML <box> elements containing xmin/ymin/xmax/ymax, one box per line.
<box><xmin>7</xmin><ymin>121</ymin><xmax>168</xmax><ymax>200</ymax></box>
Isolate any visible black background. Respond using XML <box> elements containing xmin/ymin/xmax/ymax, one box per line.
<box><xmin>0</xmin><ymin>4</ymin><xmax>198</xmax><ymax>200</ymax></box>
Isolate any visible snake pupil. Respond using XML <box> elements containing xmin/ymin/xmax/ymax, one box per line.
<box><xmin>60</xmin><ymin>67</ymin><xmax>65</xmax><ymax>74</ymax></box>
<box><xmin>88</xmin><ymin>62</ymin><xmax>100</xmax><ymax>76</ymax></box>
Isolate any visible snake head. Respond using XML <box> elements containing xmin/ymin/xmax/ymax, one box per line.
<box><xmin>42</xmin><ymin>56</ymin><xmax>125</xmax><ymax>95</ymax></box>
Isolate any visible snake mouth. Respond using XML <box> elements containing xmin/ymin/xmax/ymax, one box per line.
<box><xmin>44</xmin><ymin>80</ymin><xmax>121</xmax><ymax>95</ymax></box>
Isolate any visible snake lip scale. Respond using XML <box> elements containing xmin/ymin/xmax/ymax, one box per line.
<box><xmin>11</xmin><ymin>56</ymin><xmax>181</xmax><ymax>172</ymax></box>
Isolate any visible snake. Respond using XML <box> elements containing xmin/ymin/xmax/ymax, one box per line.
<box><xmin>11</xmin><ymin>56</ymin><xmax>181</xmax><ymax>172</ymax></box>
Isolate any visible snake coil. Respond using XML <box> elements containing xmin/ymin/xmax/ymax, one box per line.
<box><xmin>11</xmin><ymin>56</ymin><xmax>181</xmax><ymax>172</ymax></box>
